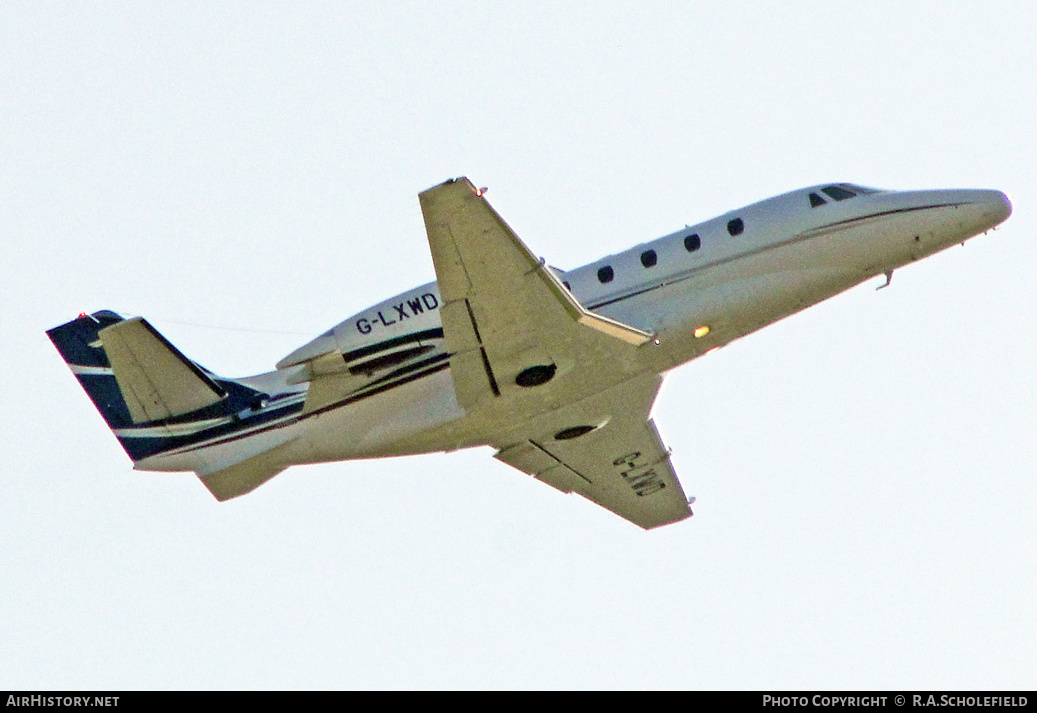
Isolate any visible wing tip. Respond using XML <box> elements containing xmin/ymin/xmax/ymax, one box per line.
<box><xmin>640</xmin><ymin>507</ymin><xmax>694</xmax><ymax>530</ymax></box>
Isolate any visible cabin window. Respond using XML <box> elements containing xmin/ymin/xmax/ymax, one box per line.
<box><xmin>597</xmin><ymin>265</ymin><xmax>614</xmax><ymax>283</ymax></box>
<box><xmin>822</xmin><ymin>185</ymin><xmax>856</xmax><ymax>201</ymax></box>
<box><xmin>727</xmin><ymin>218</ymin><xmax>744</xmax><ymax>236</ymax></box>
<box><xmin>640</xmin><ymin>249</ymin><xmax>657</xmax><ymax>268</ymax></box>
<box><xmin>809</xmin><ymin>192</ymin><xmax>827</xmax><ymax>207</ymax></box>
<box><xmin>684</xmin><ymin>233</ymin><xmax>701</xmax><ymax>252</ymax></box>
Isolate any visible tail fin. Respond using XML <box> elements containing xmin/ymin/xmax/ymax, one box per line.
<box><xmin>49</xmin><ymin>310</ymin><xmax>303</xmax><ymax>499</ymax></box>
<box><xmin>46</xmin><ymin>311</ymin><xmax>239</xmax><ymax>463</ymax></box>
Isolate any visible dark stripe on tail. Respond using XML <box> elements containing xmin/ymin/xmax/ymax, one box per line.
<box><xmin>47</xmin><ymin>311</ymin><xmax>131</xmax><ymax>429</ymax></box>
<box><xmin>47</xmin><ymin>311</ymin><xmax>271</xmax><ymax>463</ymax></box>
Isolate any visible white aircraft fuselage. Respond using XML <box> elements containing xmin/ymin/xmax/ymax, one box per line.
<box><xmin>48</xmin><ymin>180</ymin><xmax>1012</xmax><ymax>528</ymax></box>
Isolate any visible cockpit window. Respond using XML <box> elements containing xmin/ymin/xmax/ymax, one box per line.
<box><xmin>821</xmin><ymin>185</ymin><xmax>857</xmax><ymax>201</ymax></box>
<box><xmin>809</xmin><ymin>192</ymin><xmax>827</xmax><ymax>207</ymax></box>
<box><xmin>844</xmin><ymin>183</ymin><xmax>880</xmax><ymax>195</ymax></box>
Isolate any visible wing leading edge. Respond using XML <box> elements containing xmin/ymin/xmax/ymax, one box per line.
<box><xmin>419</xmin><ymin>177</ymin><xmax>692</xmax><ymax>528</ymax></box>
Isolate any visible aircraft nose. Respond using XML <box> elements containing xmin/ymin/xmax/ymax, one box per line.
<box><xmin>961</xmin><ymin>189</ymin><xmax>1012</xmax><ymax>233</ymax></box>
<box><xmin>990</xmin><ymin>190</ymin><xmax>1013</xmax><ymax>225</ymax></box>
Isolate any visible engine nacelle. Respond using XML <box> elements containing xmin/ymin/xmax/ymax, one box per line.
<box><xmin>277</xmin><ymin>282</ymin><xmax>445</xmax><ymax>381</ymax></box>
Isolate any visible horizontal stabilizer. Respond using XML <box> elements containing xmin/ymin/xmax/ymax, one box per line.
<box><xmin>198</xmin><ymin>450</ymin><xmax>288</xmax><ymax>501</ymax></box>
<box><xmin>99</xmin><ymin>317</ymin><xmax>226</xmax><ymax>423</ymax></box>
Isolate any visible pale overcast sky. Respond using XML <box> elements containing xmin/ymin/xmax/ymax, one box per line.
<box><xmin>3</xmin><ymin>2</ymin><xmax>1035</xmax><ymax>689</ymax></box>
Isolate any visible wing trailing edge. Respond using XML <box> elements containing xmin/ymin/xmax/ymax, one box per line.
<box><xmin>492</xmin><ymin>373</ymin><xmax>692</xmax><ymax>530</ymax></box>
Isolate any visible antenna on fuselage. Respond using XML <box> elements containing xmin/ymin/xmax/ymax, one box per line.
<box><xmin>876</xmin><ymin>270</ymin><xmax>894</xmax><ymax>290</ymax></box>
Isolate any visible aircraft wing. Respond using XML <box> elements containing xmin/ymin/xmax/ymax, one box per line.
<box><xmin>419</xmin><ymin>177</ymin><xmax>653</xmax><ymax>412</ymax></box>
<box><xmin>419</xmin><ymin>178</ymin><xmax>691</xmax><ymax>528</ymax></box>
<box><xmin>493</xmin><ymin>373</ymin><xmax>692</xmax><ymax>529</ymax></box>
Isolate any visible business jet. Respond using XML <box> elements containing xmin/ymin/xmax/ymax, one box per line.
<box><xmin>47</xmin><ymin>178</ymin><xmax>1012</xmax><ymax>528</ymax></box>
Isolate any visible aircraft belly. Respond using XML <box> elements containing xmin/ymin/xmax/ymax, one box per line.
<box><xmin>133</xmin><ymin>417</ymin><xmax>306</xmax><ymax>473</ymax></box>
<box><xmin>296</xmin><ymin>365</ymin><xmax>469</xmax><ymax>461</ymax></box>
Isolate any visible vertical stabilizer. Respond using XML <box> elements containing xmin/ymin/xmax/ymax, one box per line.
<box><xmin>47</xmin><ymin>311</ymin><xmax>233</xmax><ymax>463</ymax></box>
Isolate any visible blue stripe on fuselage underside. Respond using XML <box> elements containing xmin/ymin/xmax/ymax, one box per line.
<box><xmin>111</xmin><ymin>383</ymin><xmax>305</xmax><ymax>461</ymax></box>
<box><xmin>124</xmin><ymin>352</ymin><xmax>453</xmax><ymax>461</ymax></box>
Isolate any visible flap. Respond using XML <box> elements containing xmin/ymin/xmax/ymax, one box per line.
<box><xmin>493</xmin><ymin>373</ymin><xmax>692</xmax><ymax>529</ymax></box>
